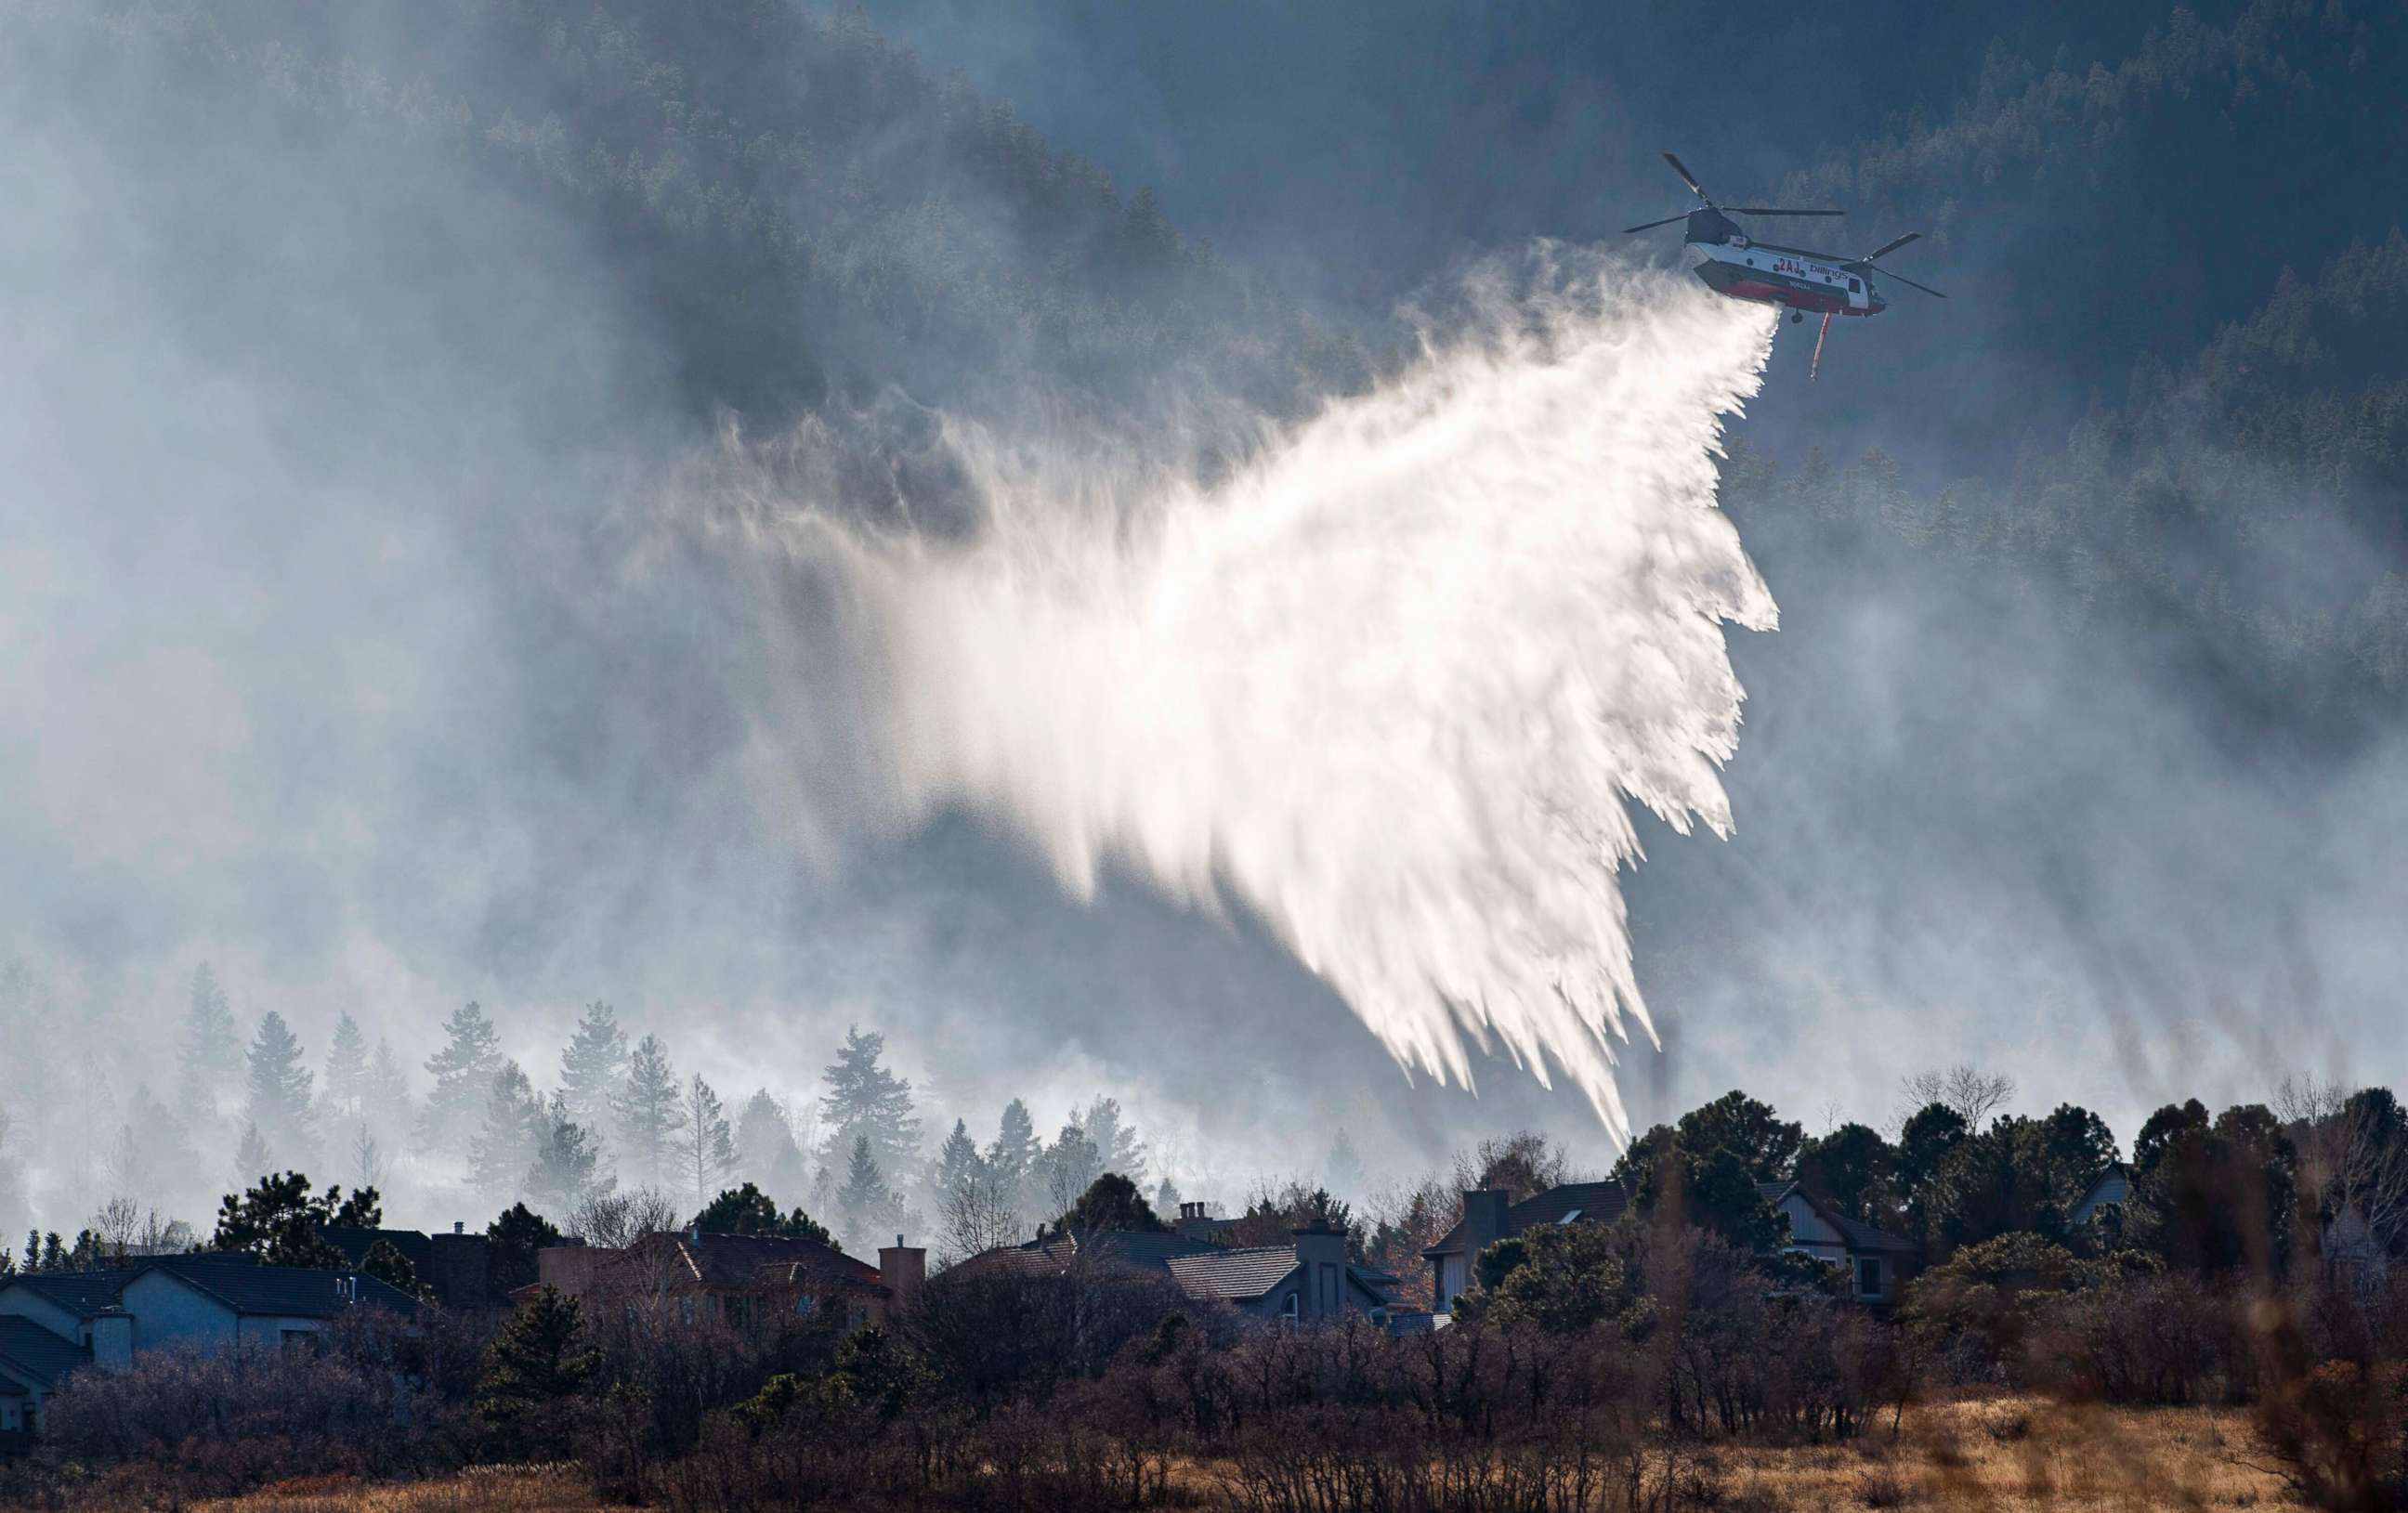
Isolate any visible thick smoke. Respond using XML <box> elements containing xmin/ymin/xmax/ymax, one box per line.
<box><xmin>777</xmin><ymin>257</ymin><xmax>1776</xmax><ymax>1141</ymax></box>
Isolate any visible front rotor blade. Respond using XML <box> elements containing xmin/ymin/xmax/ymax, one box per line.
<box><xmin>1863</xmin><ymin>231</ymin><xmax>1921</xmax><ymax>262</ymax></box>
<box><xmin>1663</xmin><ymin>151</ymin><xmax>1708</xmax><ymax>200</ymax></box>
<box><xmin>1881</xmin><ymin>270</ymin><xmax>1948</xmax><ymax>298</ymax></box>
<box><xmin>1622</xmin><ymin>215</ymin><xmax>1688</xmax><ymax>234</ymax></box>
<box><xmin>1727</xmin><ymin>207</ymin><xmax>1845</xmax><ymax>217</ymax></box>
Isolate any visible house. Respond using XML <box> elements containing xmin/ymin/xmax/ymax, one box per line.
<box><xmin>1421</xmin><ymin>1181</ymin><xmax>1630</xmax><ymax>1317</ymax></box>
<box><xmin>1422</xmin><ymin>1178</ymin><xmax>1917</xmax><ymax>1315</ymax></box>
<box><xmin>324</xmin><ymin>1221</ymin><xmax>494</xmax><ymax>1309</ymax></box>
<box><xmin>529</xmin><ymin>1227</ymin><xmax>916</xmax><ymax>1331</ymax></box>
<box><xmin>2069</xmin><ymin>1163</ymin><xmax>2131</xmax><ymax>1227</ymax></box>
<box><xmin>955</xmin><ymin>1225</ymin><xmax>1398</xmax><ymax>1326</ymax></box>
<box><xmin>0</xmin><ymin>1253</ymin><xmax>418</xmax><ymax>1435</ymax></box>
<box><xmin>1759</xmin><ymin>1181</ymin><xmax>1921</xmax><ymax>1304</ymax></box>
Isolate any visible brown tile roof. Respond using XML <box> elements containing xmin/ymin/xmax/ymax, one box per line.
<box><xmin>1164</xmin><ymin>1246</ymin><xmax>1301</xmax><ymax>1302</ymax></box>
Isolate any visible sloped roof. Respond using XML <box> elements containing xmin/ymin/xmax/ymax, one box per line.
<box><xmin>1165</xmin><ymin>1246</ymin><xmax>1301</xmax><ymax>1302</ymax></box>
<box><xmin>324</xmin><ymin>1226</ymin><xmax>435</xmax><ymax>1272</ymax></box>
<box><xmin>5</xmin><ymin>1269</ymin><xmax>136</xmax><ymax>1317</ymax></box>
<box><xmin>150</xmin><ymin>1254</ymin><xmax>421</xmax><ymax>1317</ymax></box>
<box><xmin>1764</xmin><ymin>1181</ymin><xmax>1918</xmax><ymax>1255</ymax></box>
<box><xmin>1</xmin><ymin>1255</ymin><xmax>418</xmax><ymax>1326</ymax></box>
<box><xmin>1086</xmin><ymin>1231</ymin><xmax>1227</xmax><ymax>1269</ymax></box>
<box><xmin>643</xmin><ymin>1232</ymin><xmax>883</xmax><ymax>1291</ymax></box>
<box><xmin>945</xmin><ymin>1229</ymin><xmax>1223</xmax><ymax>1284</ymax></box>
<box><xmin>1424</xmin><ymin>1181</ymin><xmax>1632</xmax><ymax>1258</ymax></box>
<box><xmin>1821</xmin><ymin>1211</ymin><xmax>1918</xmax><ymax>1255</ymax></box>
<box><xmin>944</xmin><ymin>1240</ymin><xmax>1079</xmax><ymax>1280</ymax></box>
<box><xmin>0</xmin><ymin>1316</ymin><xmax>91</xmax><ymax>1389</ymax></box>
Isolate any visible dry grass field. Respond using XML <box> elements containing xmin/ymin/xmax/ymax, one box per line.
<box><xmin>1706</xmin><ymin>1396</ymin><xmax>2306</xmax><ymax>1511</ymax></box>
<box><xmin>166</xmin><ymin>1398</ymin><xmax>2308</xmax><ymax>1513</ymax></box>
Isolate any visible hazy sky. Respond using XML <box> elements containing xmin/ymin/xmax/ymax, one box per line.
<box><xmin>2</xmin><ymin>2</ymin><xmax>2401</xmax><ymax>1239</ymax></box>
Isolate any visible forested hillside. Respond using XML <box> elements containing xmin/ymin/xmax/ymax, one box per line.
<box><xmin>8</xmin><ymin>1</ymin><xmax>1363</xmax><ymax>428</ymax></box>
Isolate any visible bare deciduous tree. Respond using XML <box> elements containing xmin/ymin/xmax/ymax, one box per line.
<box><xmin>935</xmin><ymin>1160</ymin><xmax>1021</xmax><ymax>1267</ymax></box>
<box><xmin>570</xmin><ymin>1185</ymin><xmax>682</xmax><ymax>1248</ymax></box>
<box><xmin>1897</xmin><ymin>1065</ymin><xmax>2016</xmax><ymax>1129</ymax></box>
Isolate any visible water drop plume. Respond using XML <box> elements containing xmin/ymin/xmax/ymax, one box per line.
<box><xmin>818</xmin><ymin>251</ymin><xmax>1776</xmax><ymax>1141</ymax></box>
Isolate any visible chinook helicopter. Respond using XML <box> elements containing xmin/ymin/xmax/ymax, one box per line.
<box><xmin>1624</xmin><ymin>152</ymin><xmax>1943</xmax><ymax>379</ymax></box>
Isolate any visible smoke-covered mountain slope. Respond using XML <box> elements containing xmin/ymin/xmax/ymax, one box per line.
<box><xmin>7</xmin><ymin>1</ymin><xmax>1365</xmax><ymax>429</ymax></box>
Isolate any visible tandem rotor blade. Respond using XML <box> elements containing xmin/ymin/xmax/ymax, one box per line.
<box><xmin>1879</xmin><ymin>269</ymin><xmax>1949</xmax><ymax>298</ymax></box>
<box><xmin>1727</xmin><ymin>207</ymin><xmax>1846</xmax><ymax>217</ymax></box>
<box><xmin>1662</xmin><ymin>151</ymin><xmax>1709</xmax><ymax>200</ymax></box>
<box><xmin>1862</xmin><ymin>230</ymin><xmax>1921</xmax><ymax>262</ymax></box>
<box><xmin>1622</xmin><ymin>214</ymin><xmax>1689</xmax><ymax>234</ymax></box>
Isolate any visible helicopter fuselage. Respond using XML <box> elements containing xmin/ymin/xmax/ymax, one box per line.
<box><xmin>1683</xmin><ymin>212</ymin><xmax>1886</xmax><ymax>317</ymax></box>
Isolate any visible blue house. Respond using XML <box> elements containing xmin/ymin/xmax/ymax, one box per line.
<box><xmin>0</xmin><ymin>1253</ymin><xmax>416</xmax><ymax>1436</ymax></box>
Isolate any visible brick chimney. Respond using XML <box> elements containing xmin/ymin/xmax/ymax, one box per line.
<box><xmin>878</xmin><ymin>1234</ymin><xmax>926</xmax><ymax>1319</ymax></box>
<box><xmin>429</xmin><ymin>1226</ymin><xmax>492</xmax><ymax>1310</ymax></box>
<box><xmin>1174</xmin><ymin>1202</ymin><xmax>1229</xmax><ymax>1245</ymax></box>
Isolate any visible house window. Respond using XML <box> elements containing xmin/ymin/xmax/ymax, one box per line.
<box><xmin>1282</xmin><ymin>1292</ymin><xmax>1300</xmax><ymax>1328</ymax></box>
<box><xmin>1856</xmin><ymin>1257</ymin><xmax>1883</xmax><ymax>1298</ymax></box>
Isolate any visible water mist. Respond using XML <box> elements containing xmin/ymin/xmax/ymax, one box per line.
<box><xmin>809</xmin><ymin>253</ymin><xmax>1776</xmax><ymax>1141</ymax></box>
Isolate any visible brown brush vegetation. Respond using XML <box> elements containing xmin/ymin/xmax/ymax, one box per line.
<box><xmin>64</xmin><ymin>1396</ymin><xmax>2309</xmax><ymax>1513</ymax></box>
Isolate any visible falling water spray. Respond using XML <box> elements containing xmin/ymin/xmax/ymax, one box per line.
<box><xmin>802</xmin><ymin>252</ymin><xmax>1775</xmax><ymax>1141</ymax></box>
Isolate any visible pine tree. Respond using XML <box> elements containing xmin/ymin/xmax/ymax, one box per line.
<box><xmin>244</xmin><ymin>1012</ymin><xmax>316</xmax><ymax>1169</ymax></box>
<box><xmin>818</xmin><ymin>1026</ymin><xmax>920</xmax><ymax>1180</ymax></box>
<box><xmin>231</xmin><ymin>1121</ymin><xmax>271</xmax><ymax>1190</ymax></box>
<box><xmin>177</xmin><ymin>963</ymin><xmax>242</xmax><ymax>1126</ymax></box>
<box><xmin>469</xmin><ymin>1061</ymin><xmax>546</xmax><ymax>1206</ymax></box>
<box><xmin>987</xmin><ymin>1099</ymin><xmax>1040</xmax><ymax>1215</ymax></box>
<box><xmin>617</xmin><ymin>1035</ymin><xmax>685</xmax><ymax>1187</ymax></box>
<box><xmin>929</xmin><ymin>1117</ymin><xmax>1013</xmax><ymax>1259</ymax></box>
<box><xmin>556</xmin><ymin>1000</ymin><xmax>628</xmax><ymax>1133</ymax></box>
<box><xmin>1082</xmin><ymin>1096</ymin><xmax>1146</xmax><ymax>1182</ymax></box>
<box><xmin>104</xmin><ymin>1085</ymin><xmax>182</xmax><ymax>1205</ymax></box>
<box><xmin>323</xmin><ymin>1011</ymin><xmax>369</xmax><ymax>1123</ymax></box>
<box><xmin>1040</xmin><ymin>1121</ymin><xmax>1100</xmax><ymax>1218</ymax></box>
<box><xmin>735</xmin><ymin>1089</ymin><xmax>806</xmax><ymax>1195</ymax></box>
<box><xmin>835</xmin><ymin>1131</ymin><xmax>901</xmax><ymax>1256</ymax></box>
<box><xmin>422</xmin><ymin>1003</ymin><xmax>502</xmax><ymax>1159</ymax></box>
<box><xmin>526</xmin><ymin>1093</ymin><xmax>611</xmax><ymax>1219</ymax></box>
<box><xmin>478</xmin><ymin>1285</ymin><xmax>595</xmax><ymax>1433</ymax></box>
<box><xmin>933</xmin><ymin>1118</ymin><xmax>982</xmax><ymax>1201</ymax></box>
<box><xmin>367</xmin><ymin>1038</ymin><xmax>413</xmax><ymax>1136</ymax></box>
<box><xmin>1154</xmin><ymin>1175</ymin><xmax>1183</xmax><ymax>1218</ymax></box>
<box><xmin>676</xmin><ymin>1076</ymin><xmax>738</xmax><ymax>1209</ymax></box>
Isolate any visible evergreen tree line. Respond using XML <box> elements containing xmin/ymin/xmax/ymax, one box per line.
<box><xmin>0</xmin><ymin>959</ymin><xmax>1250</xmax><ymax>1266</ymax></box>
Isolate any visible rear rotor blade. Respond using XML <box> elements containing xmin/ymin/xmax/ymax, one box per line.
<box><xmin>1862</xmin><ymin>230</ymin><xmax>1921</xmax><ymax>262</ymax></box>
<box><xmin>1662</xmin><ymin>151</ymin><xmax>1708</xmax><ymax>201</ymax></box>
<box><xmin>1879</xmin><ymin>269</ymin><xmax>1947</xmax><ymax>299</ymax></box>
<box><xmin>1727</xmin><ymin>207</ymin><xmax>1845</xmax><ymax>217</ymax></box>
<box><xmin>1622</xmin><ymin>215</ymin><xmax>1688</xmax><ymax>234</ymax></box>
